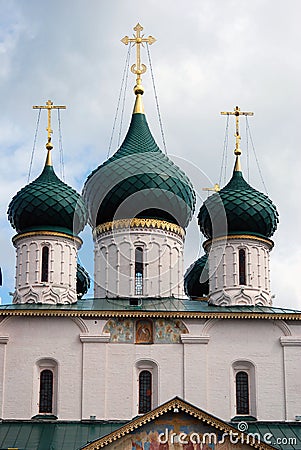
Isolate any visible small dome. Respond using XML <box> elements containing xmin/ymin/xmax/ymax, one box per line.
<box><xmin>8</xmin><ymin>155</ymin><xmax>88</xmax><ymax>236</ymax></box>
<box><xmin>76</xmin><ymin>263</ymin><xmax>90</xmax><ymax>298</ymax></box>
<box><xmin>83</xmin><ymin>105</ymin><xmax>195</xmax><ymax>228</ymax></box>
<box><xmin>184</xmin><ymin>254</ymin><xmax>209</xmax><ymax>298</ymax></box>
<box><xmin>198</xmin><ymin>167</ymin><xmax>279</xmax><ymax>240</ymax></box>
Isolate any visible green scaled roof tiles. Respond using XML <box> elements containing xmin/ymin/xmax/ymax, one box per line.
<box><xmin>8</xmin><ymin>163</ymin><xmax>88</xmax><ymax>236</ymax></box>
<box><xmin>83</xmin><ymin>112</ymin><xmax>196</xmax><ymax>228</ymax></box>
<box><xmin>198</xmin><ymin>170</ymin><xmax>279</xmax><ymax>240</ymax></box>
<box><xmin>184</xmin><ymin>254</ymin><xmax>209</xmax><ymax>299</ymax></box>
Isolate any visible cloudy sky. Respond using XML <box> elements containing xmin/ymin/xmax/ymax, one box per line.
<box><xmin>0</xmin><ymin>0</ymin><xmax>300</xmax><ymax>308</ymax></box>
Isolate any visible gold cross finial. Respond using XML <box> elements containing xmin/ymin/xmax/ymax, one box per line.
<box><xmin>221</xmin><ymin>106</ymin><xmax>254</xmax><ymax>158</ymax></box>
<box><xmin>202</xmin><ymin>183</ymin><xmax>220</xmax><ymax>193</ymax></box>
<box><xmin>33</xmin><ymin>100</ymin><xmax>66</xmax><ymax>151</ymax></box>
<box><xmin>121</xmin><ymin>23</ymin><xmax>156</xmax><ymax>95</ymax></box>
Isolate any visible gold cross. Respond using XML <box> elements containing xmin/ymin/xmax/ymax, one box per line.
<box><xmin>202</xmin><ymin>183</ymin><xmax>220</xmax><ymax>193</ymax></box>
<box><xmin>221</xmin><ymin>106</ymin><xmax>254</xmax><ymax>156</ymax></box>
<box><xmin>121</xmin><ymin>23</ymin><xmax>156</xmax><ymax>93</ymax></box>
<box><xmin>33</xmin><ymin>100</ymin><xmax>66</xmax><ymax>150</ymax></box>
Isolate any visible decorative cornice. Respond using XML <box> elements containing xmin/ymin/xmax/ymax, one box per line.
<box><xmin>204</xmin><ymin>234</ymin><xmax>274</xmax><ymax>251</ymax></box>
<box><xmin>95</xmin><ymin>218</ymin><xmax>185</xmax><ymax>238</ymax></box>
<box><xmin>80</xmin><ymin>334</ymin><xmax>110</xmax><ymax>343</ymax></box>
<box><xmin>181</xmin><ymin>334</ymin><xmax>210</xmax><ymax>344</ymax></box>
<box><xmin>0</xmin><ymin>308</ymin><xmax>300</xmax><ymax>321</ymax></box>
<box><xmin>280</xmin><ymin>336</ymin><xmax>301</xmax><ymax>347</ymax></box>
<box><xmin>12</xmin><ymin>231</ymin><xmax>82</xmax><ymax>246</ymax></box>
<box><xmin>81</xmin><ymin>397</ymin><xmax>275</xmax><ymax>449</ymax></box>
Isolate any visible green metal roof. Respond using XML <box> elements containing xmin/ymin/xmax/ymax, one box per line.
<box><xmin>83</xmin><ymin>112</ymin><xmax>195</xmax><ymax>228</ymax></box>
<box><xmin>0</xmin><ymin>420</ymin><xmax>127</xmax><ymax>450</ymax></box>
<box><xmin>8</xmin><ymin>162</ymin><xmax>88</xmax><ymax>236</ymax></box>
<box><xmin>0</xmin><ymin>297</ymin><xmax>300</xmax><ymax>317</ymax></box>
<box><xmin>198</xmin><ymin>169</ymin><xmax>279</xmax><ymax>240</ymax></box>
<box><xmin>1</xmin><ymin>420</ymin><xmax>301</xmax><ymax>450</ymax></box>
<box><xmin>232</xmin><ymin>422</ymin><xmax>301</xmax><ymax>450</ymax></box>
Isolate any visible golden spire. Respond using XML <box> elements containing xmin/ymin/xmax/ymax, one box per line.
<box><xmin>121</xmin><ymin>23</ymin><xmax>156</xmax><ymax>112</ymax></box>
<box><xmin>33</xmin><ymin>100</ymin><xmax>66</xmax><ymax>164</ymax></box>
<box><xmin>221</xmin><ymin>106</ymin><xmax>254</xmax><ymax>171</ymax></box>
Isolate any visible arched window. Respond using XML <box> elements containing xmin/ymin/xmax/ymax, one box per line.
<box><xmin>139</xmin><ymin>370</ymin><xmax>152</xmax><ymax>414</ymax></box>
<box><xmin>135</xmin><ymin>247</ymin><xmax>144</xmax><ymax>295</ymax></box>
<box><xmin>39</xmin><ymin>369</ymin><xmax>53</xmax><ymax>413</ymax></box>
<box><xmin>239</xmin><ymin>249</ymin><xmax>246</xmax><ymax>285</ymax></box>
<box><xmin>236</xmin><ymin>371</ymin><xmax>249</xmax><ymax>415</ymax></box>
<box><xmin>41</xmin><ymin>246</ymin><xmax>49</xmax><ymax>282</ymax></box>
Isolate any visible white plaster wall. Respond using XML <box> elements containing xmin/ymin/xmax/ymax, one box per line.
<box><xmin>13</xmin><ymin>233</ymin><xmax>81</xmax><ymax>304</ymax></box>
<box><xmin>94</xmin><ymin>226</ymin><xmax>184</xmax><ymax>298</ymax></box>
<box><xmin>0</xmin><ymin>316</ymin><xmax>83</xmax><ymax>420</ymax></box>
<box><xmin>0</xmin><ymin>315</ymin><xmax>300</xmax><ymax>422</ymax></box>
<box><xmin>203</xmin><ymin>319</ymin><xmax>290</xmax><ymax>421</ymax></box>
<box><xmin>206</xmin><ymin>237</ymin><xmax>273</xmax><ymax>306</ymax></box>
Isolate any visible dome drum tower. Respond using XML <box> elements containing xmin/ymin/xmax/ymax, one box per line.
<box><xmin>93</xmin><ymin>218</ymin><xmax>185</xmax><ymax>298</ymax></box>
<box><xmin>203</xmin><ymin>234</ymin><xmax>273</xmax><ymax>306</ymax></box>
<box><xmin>12</xmin><ymin>231</ymin><xmax>82</xmax><ymax>304</ymax></box>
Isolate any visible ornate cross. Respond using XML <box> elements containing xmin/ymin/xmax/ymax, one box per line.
<box><xmin>221</xmin><ymin>106</ymin><xmax>254</xmax><ymax>156</ymax></box>
<box><xmin>33</xmin><ymin>100</ymin><xmax>66</xmax><ymax>150</ymax></box>
<box><xmin>121</xmin><ymin>23</ymin><xmax>156</xmax><ymax>92</ymax></box>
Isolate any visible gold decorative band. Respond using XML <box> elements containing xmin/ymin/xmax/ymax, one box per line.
<box><xmin>204</xmin><ymin>234</ymin><xmax>274</xmax><ymax>250</ymax></box>
<box><xmin>12</xmin><ymin>231</ymin><xmax>83</xmax><ymax>246</ymax></box>
<box><xmin>95</xmin><ymin>218</ymin><xmax>185</xmax><ymax>238</ymax></box>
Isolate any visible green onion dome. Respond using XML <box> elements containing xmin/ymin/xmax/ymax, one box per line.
<box><xmin>83</xmin><ymin>97</ymin><xmax>195</xmax><ymax>228</ymax></box>
<box><xmin>198</xmin><ymin>162</ymin><xmax>279</xmax><ymax>240</ymax></box>
<box><xmin>76</xmin><ymin>263</ymin><xmax>90</xmax><ymax>298</ymax></box>
<box><xmin>8</xmin><ymin>152</ymin><xmax>88</xmax><ymax>236</ymax></box>
<box><xmin>184</xmin><ymin>254</ymin><xmax>209</xmax><ymax>298</ymax></box>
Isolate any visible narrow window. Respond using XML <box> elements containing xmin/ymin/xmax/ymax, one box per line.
<box><xmin>135</xmin><ymin>247</ymin><xmax>143</xmax><ymax>295</ymax></box>
<box><xmin>139</xmin><ymin>370</ymin><xmax>152</xmax><ymax>414</ymax></box>
<box><xmin>41</xmin><ymin>246</ymin><xmax>49</xmax><ymax>282</ymax></box>
<box><xmin>39</xmin><ymin>369</ymin><xmax>53</xmax><ymax>413</ymax></box>
<box><xmin>239</xmin><ymin>249</ymin><xmax>246</xmax><ymax>285</ymax></box>
<box><xmin>236</xmin><ymin>371</ymin><xmax>249</xmax><ymax>415</ymax></box>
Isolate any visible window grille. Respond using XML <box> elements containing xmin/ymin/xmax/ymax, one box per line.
<box><xmin>239</xmin><ymin>249</ymin><xmax>246</xmax><ymax>285</ymax></box>
<box><xmin>135</xmin><ymin>247</ymin><xmax>143</xmax><ymax>295</ymax></box>
<box><xmin>139</xmin><ymin>370</ymin><xmax>152</xmax><ymax>413</ymax></box>
<box><xmin>236</xmin><ymin>371</ymin><xmax>249</xmax><ymax>414</ymax></box>
<box><xmin>41</xmin><ymin>246</ymin><xmax>49</xmax><ymax>282</ymax></box>
<box><xmin>39</xmin><ymin>369</ymin><xmax>53</xmax><ymax>413</ymax></box>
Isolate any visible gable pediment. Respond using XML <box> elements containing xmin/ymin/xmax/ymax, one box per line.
<box><xmin>82</xmin><ymin>397</ymin><xmax>275</xmax><ymax>449</ymax></box>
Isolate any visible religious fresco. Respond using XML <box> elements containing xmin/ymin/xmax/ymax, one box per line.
<box><xmin>103</xmin><ymin>318</ymin><xmax>133</xmax><ymax>342</ymax></box>
<box><xmin>103</xmin><ymin>318</ymin><xmax>188</xmax><ymax>344</ymax></box>
<box><xmin>103</xmin><ymin>413</ymin><xmax>248</xmax><ymax>450</ymax></box>
<box><xmin>155</xmin><ymin>319</ymin><xmax>188</xmax><ymax>343</ymax></box>
<box><xmin>136</xmin><ymin>319</ymin><xmax>153</xmax><ymax>344</ymax></box>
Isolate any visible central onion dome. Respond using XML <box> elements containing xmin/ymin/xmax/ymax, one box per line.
<box><xmin>198</xmin><ymin>158</ymin><xmax>279</xmax><ymax>240</ymax></box>
<box><xmin>83</xmin><ymin>96</ymin><xmax>195</xmax><ymax>229</ymax></box>
<box><xmin>8</xmin><ymin>151</ymin><xmax>88</xmax><ymax>236</ymax></box>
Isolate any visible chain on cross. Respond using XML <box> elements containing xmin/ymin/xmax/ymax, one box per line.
<box><xmin>33</xmin><ymin>100</ymin><xmax>66</xmax><ymax>150</ymax></box>
<box><xmin>221</xmin><ymin>106</ymin><xmax>254</xmax><ymax>156</ymax></box>
<box><xmin>121</xmin><ymin>23</ymin><xmax>156</xmax><ymax>94</ymax></box>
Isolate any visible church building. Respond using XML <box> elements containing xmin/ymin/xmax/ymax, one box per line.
<box><xmin>0</xmin><ymin>24</ymin><xmax>300</xmax><ymax>450</ymax></box>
